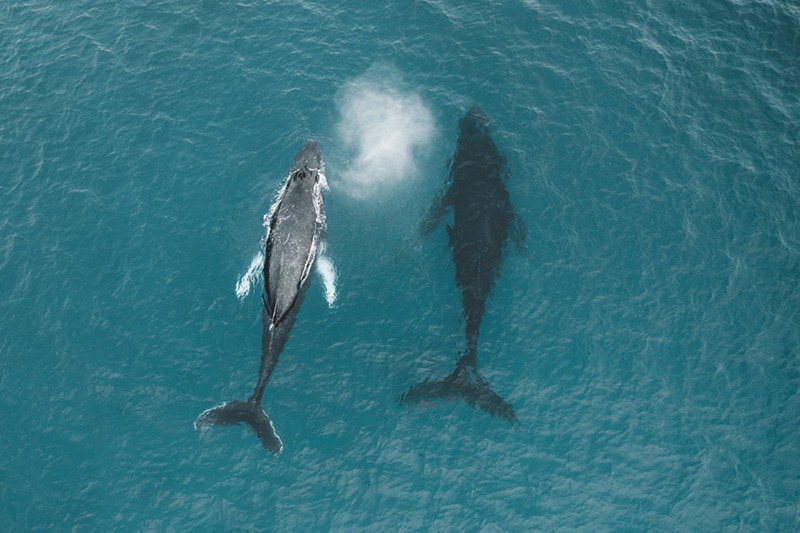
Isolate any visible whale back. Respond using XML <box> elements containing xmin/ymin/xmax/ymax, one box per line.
<box><xmin>449</xmin><ymin>107</ymin><xmax>513</xmax><ymax>317</ymax></box>
<box><xmin>264</xmin><ymin>164</ymin><xmax>323</xmax><ymax>326</ymax></box>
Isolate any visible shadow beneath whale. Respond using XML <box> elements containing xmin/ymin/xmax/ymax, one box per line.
<box><xmin>401</xmin><ymin>105</ymin><xmax>525</xmax><ymax>422</ymax></box>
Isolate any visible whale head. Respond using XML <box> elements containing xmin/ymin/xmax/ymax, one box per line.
<box><xmin>291</xmin><ymin>140</ymin><xmax>323</xmax><ymax>175</ymax></box>
<box><xmin>459</xmin><ymin>105</ymin><xmax>490</xmax><ymax>137</ymax></box>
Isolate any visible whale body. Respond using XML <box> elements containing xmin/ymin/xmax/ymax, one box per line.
<box><xmin>401</xmin><ymin>106</ymin><xmax>524</xmax><ymax>421</ymax></box>
<box><xmin>195</xmin><ymin>141</ymin><xmax>328</xmax><ymax>456</ymax></box>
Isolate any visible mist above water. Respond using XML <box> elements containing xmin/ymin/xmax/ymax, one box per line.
<box><xmin>334</xmin><ymin>66</ymin><xmax>436</xmax><ymax>200</ymax></box>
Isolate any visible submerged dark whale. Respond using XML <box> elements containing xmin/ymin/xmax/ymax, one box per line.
<box><xmin>401</xmin><ymin>106</ymin><xmax>524</xmax><ymax>421</ymax></box>
<box><xmin>195</xmin><ymin>141</ymin><xmax>328</xmax><ymax>456</ymax></box>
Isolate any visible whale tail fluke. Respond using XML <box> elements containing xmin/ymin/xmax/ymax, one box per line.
<box><xmin>194</xmin><ymin>399</ymin><xmax>283</xmax><ymax>457</ymax></box>
<box><xmin>400</xmin><ymin>357</ymin><xmax>517</xmax><ymax>422</ymax></box>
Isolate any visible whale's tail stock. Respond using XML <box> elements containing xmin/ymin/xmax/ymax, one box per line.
<box><xmin>400</xmin><ymin>354</ymin><xmax>517</xmax><ymax>422</ymax></box>
<box><xmin>194</xmin><ymin>398</ymin><xmax>283</xmax><ymax>457</ymax></box>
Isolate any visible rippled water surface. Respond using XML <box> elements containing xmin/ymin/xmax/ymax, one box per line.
<box><xmin>2</xmin><ymin>1</ymin><xmax>799</xmax><ymax>530</ymax></box>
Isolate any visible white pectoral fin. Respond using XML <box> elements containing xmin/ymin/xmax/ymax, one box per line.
<box><xmin>315</xmin><ymin>253</ymin><xmax>337</xmax><ymax>307</ymax></box>
<box><xmin>236</xmin><ymin>250</ymin><xmax>265</xmax><ymax>299</ymax></box>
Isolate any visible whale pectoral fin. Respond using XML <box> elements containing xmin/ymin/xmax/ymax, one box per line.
<box><xmin>446</xmin><ymin>224</ymin><xmax>456</xmax><ymax>249</ymax></box>
<box><xmin>236</xmin><ymin>250</ymin><xmax>265</xmax><ymax>299</ymax></box>
<box><xmin>315</xmin><ymin>253</ymin><xmax>337</xmax><ymax>307</ymax></box>
<box><xmin>420</xmin><ymin>185</ymin><xmax>454</xmax><ymax>236</ymax></box>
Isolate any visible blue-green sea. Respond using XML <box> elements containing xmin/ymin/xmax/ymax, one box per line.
<box><xmin>2</xmin><ymin>1</ymin><xmax>799</xmax><ymax>530</ymax></box>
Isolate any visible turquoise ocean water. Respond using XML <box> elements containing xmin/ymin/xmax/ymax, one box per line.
<box><xmin>2</xmin><ymin>1</ymin><xmax>799</xmax><ymax>530</ymax></box>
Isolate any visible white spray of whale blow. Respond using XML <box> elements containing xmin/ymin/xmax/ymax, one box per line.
<box><xmin>335</xmin><ymin>68</ymin><xmax>436</xmax><ymax>200</ymax></box>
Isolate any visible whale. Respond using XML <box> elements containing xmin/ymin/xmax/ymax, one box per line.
<box><xmin>401</xmin><ymin>106</ymin><xmax>525</xmax><ymax>421</ymax></box>
<box><xmin>195</xmin><ymin>141</ymin><xmax>328</xmax><ymax>456</ymax></box>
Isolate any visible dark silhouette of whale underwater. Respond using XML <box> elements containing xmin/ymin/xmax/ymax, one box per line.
<box><xmin>195</xmin><ymin>141</ymin><xmax>328</xmax><ymax>456</ymax></box>
<box><xmin>401</xmin><ymin>106</ymin><xmax>525</xmax><ymax>421</ymax></box>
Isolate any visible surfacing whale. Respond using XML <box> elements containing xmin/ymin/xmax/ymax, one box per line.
<box><xmin>401</xmin><ymin>105</ymin><xmax>525</xmax><ymax>421</ymax></box>
<box><xmin>195</xmin><ymin>141</ymin><xmax>328</xmax><ymax>456</ymax></box>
